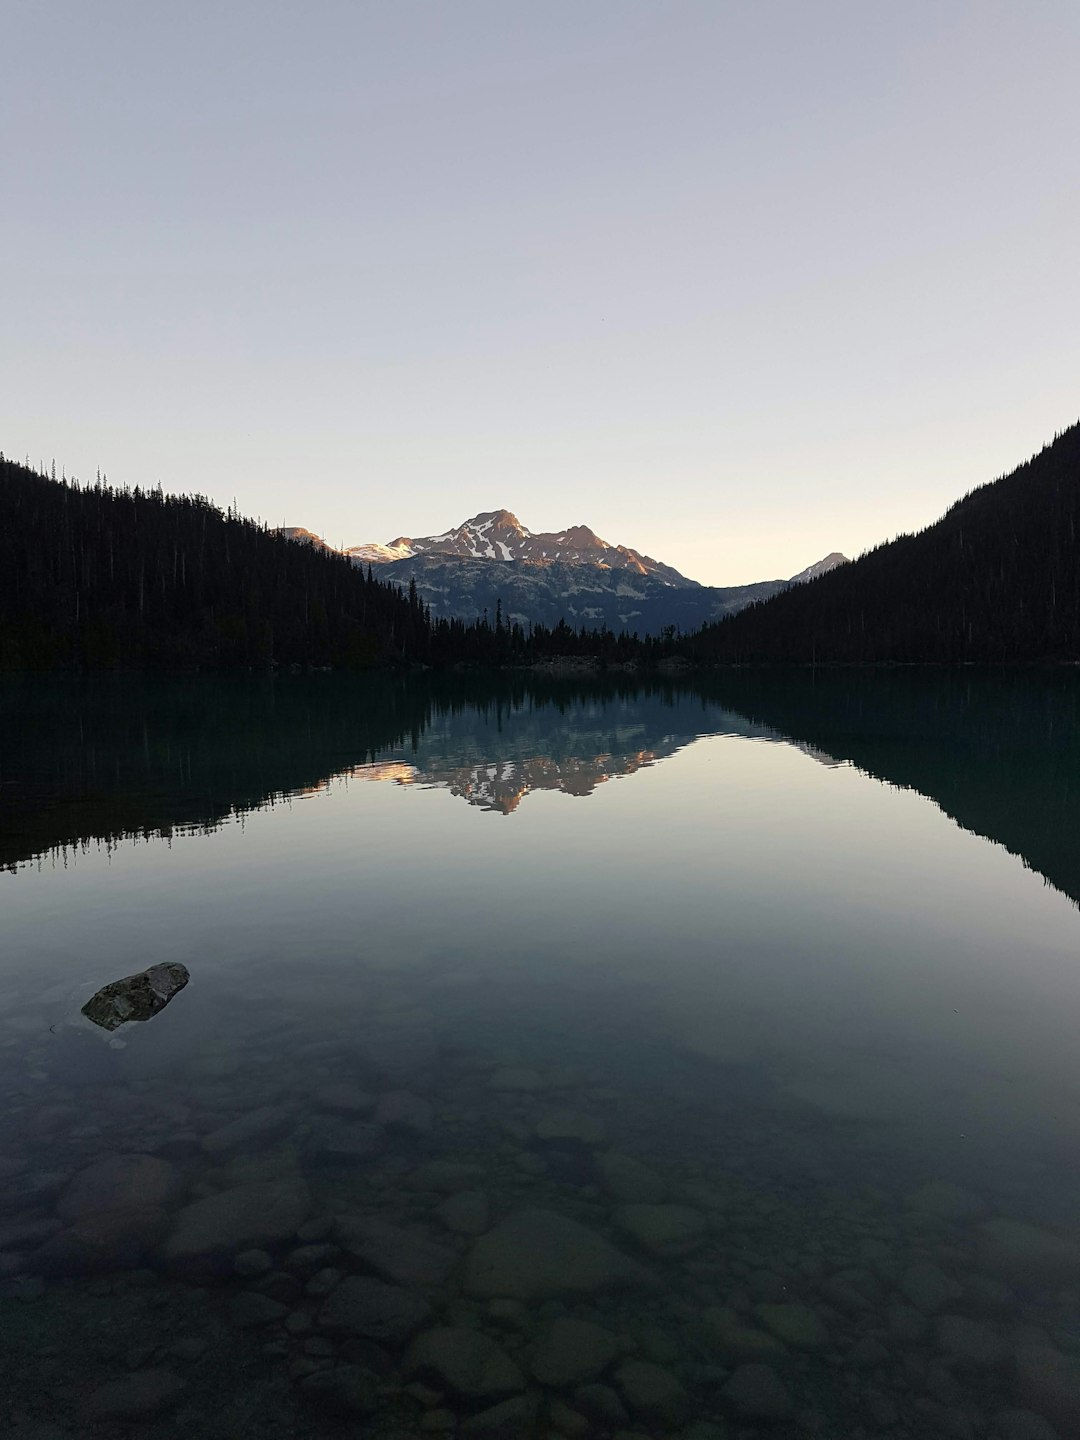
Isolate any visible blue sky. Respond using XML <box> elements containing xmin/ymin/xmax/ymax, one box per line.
<box><xmin>3</xmin><ymin>2</ymin><xmax>1078</xmax><ymax>582</ymax></box>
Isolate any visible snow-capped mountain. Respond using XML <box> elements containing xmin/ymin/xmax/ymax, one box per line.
<box><xmin>346</xmin><ymin>509</ymin><xmax>698</xmax><ymax>588</ymax></box>
<box><xmin>277</xmin><ymin>511</ymin><xmax>846</xmax><ymax>635</ymax></box>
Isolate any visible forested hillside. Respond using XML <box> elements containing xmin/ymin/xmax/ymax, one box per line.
<box><xmin>691</xmin><ymin>424</ymin><xmax>1080</xmax><ymax>663</ymax></box>
<box><xmin>0</xmin><ymin>459</ymin><xmax>666</xmax><ymax>670</ymax></box>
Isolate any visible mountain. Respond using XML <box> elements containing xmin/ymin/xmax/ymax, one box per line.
<box><xmin>0</xmin><ymin>460</ymin><xmax>689</xmax><ymax>671</ymax></box>
<box><xmin>347</xmin><ymin>508</ymin><xmax>698</xmax><ymax>587</ymax></box>
<box><xmin>690</xmin><ymin>424</ymin><xmax>1080</xmax><ymax>663</ymax></box>
<box><xmin>285</xmin><ymin>508</ymin><xmax>846</xmax><ymax>635</ymax></box>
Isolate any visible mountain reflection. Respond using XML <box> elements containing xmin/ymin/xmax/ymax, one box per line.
<box><xmin>349</xmin><ymin>746</ymin><xmax>679</xmax><ymax>813</ymax></box>
<box><xmin>2</xmin><ymin>670</ymin><xmax>1079</xmax><ymax>909</ymax></box>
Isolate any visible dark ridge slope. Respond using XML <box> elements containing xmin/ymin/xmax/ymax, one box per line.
<box><xmin>0</xmin><ymin>458</ymin><xmax>438</xmax><ymax>669</ymax></box>
<box><xmin>692</xmin><ymin>423</ymin><xmax>1080</xmax><ymax>662</ymax></box>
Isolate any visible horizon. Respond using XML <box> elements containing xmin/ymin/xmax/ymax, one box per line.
<box><xmin>3</xmin><ymin>3</ymin><xmax>1078</xmax><ymax>584</ymax></box>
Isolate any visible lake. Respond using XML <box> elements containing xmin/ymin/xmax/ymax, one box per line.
<box><xmin>2</xmin><ymin>670</ymin><xmax>1079</xmax><ymax>1440</ymax></box>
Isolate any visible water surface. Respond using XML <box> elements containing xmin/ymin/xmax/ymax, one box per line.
<box><xmin>2</xmin><ymin>671</ymin><xmax>1079</xmax><ymax>1439</ymax></box>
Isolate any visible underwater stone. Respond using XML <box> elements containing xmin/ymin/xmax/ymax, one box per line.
<box><xmin>614</xmin><ymin>1203</ymin><xmax>707</xmax><ymax>1257</ymax></box>
<box><xmin>405</xmin><ymin>1326</ymin><xmax>526</xmax><ymax>1399</ymax></box>
<box><xmin>85</xmin><ymin>1369</ymin><xmax>186</xmax><ymax>1419</ymax></box>
<box><xmin>161</xmin><ymin>1177</ymin><xmax>311</xmax><ymax>1269</ymax></box>
<box><xmin>57</xmin><ymin>1153</ymin><xmax>178</xmax><ymax>1223</ymax></box>
<box><xmin>528</xmin><ymin>1317</ymin><xmax>619</xmax><ymax>1388</ymax></box>
<box><xmin>334</xmin><ymin>1214</ymin><xmax>456</xmax><ymax>1289</ymax></box>
<box><xmin>721</xmin><ymin>1363</ymin><xmax>794</xmax><ymax>1421</ymax></box>
<box><xmin>81</xmin><ymin>963</ymin><xmax>189</xmax><ymax>1031</ymax></box>
<box><xmin>464</xmin><ymin>1208</ymin><xmax>657</xmax><ymax>1300</ymax></box>
<box><xmin>318</xmin><ymin>1274</ymin><xmax>432</xmax><ymax>1343</ymax></box>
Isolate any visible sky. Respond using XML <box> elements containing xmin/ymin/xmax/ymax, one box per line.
<box><xmin>3</xmin><ymin>2</ymin><xmax>1078</xmax><ymax>585</ymax></box>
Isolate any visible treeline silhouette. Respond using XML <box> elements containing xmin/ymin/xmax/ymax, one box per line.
<box><xmin>0</xmin><ymin>459</ymin><xmax>672</xmax><ymax>670</ymax></box>
<box><xmin>690</xmin><ymin>423</ymin><xmax>1080</xmax><ymax>663</ymax></box>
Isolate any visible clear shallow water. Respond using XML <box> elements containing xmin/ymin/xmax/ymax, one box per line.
<box><xmin>2</xmin><ymin>671</ymin><xmax>1080</xmax><ymax>1440</ymax></box>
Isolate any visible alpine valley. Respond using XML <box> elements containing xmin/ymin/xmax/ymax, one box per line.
<box><xmin>281</xmin><ymin>509</ymin><xmax>847</xmax><ymax>634</ymax></box>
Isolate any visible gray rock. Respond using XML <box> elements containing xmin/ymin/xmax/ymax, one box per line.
<box><xmin>309</xmin><ymin>1120</ymin><xmax>384</xmax><ymax>1162</ymax></box>
<box><xmin>228</xmin><ymin>1291</ymin><xmax>288</xmax><ymax>1328</ymax></box>
<box><xmin>405</xmin><ymin>1325</ymin><xmax>525</xmax><ymax>1399</ymax></box>
<box><xmin>161</xmin><ymin>1177</ymin><xmax>311</xmax><ymax>1269</ymax></box>
<box><xmin>529</xmin><ymin>1317</ymin><xmax>619</xmax><ymax>1388</ymax></box>
<box><xmin>284</xmin><ymin>1242</ymin><xmax>339</xmax><ymax>1275</ymax></box>
<box><xmin>991</xmin><ymin>1408</ymin><xmax>1062</xmax><ymax>1440</ymax></box>
<box><xmin>464</xmin><ymin>1208</ymin><xmax>656</xmax><ymax>1300</ymax></box>
<box><xmin>375</xmin><ymin>1090</ymin><xmax>432</xmax><ymax>1134</ymax></box>
<box><xmin>979</xmin><ymin>1219</ymin><xmax>1080</xmax><ymax>1286</ymax></box>
<box><xmin>32</xmin><ymin>1207</ymin><xmax>168</xmax><ymax>1275</ymax></box>
<box><xmin>407</xmin><ymin>1160</ymin><xmax>485</xmax><ymax>1193</ymax></box>
<box><xmin>461</xmin><ymin>1393</ymin><xmax>540</xmax><ymax>1438</ymax></box>
<box><xmin>848</xmin><ymin>1336</ymin><xmax>889</xmax><ymax>1369</ymax></box>
<box><xmin>548</xmin><ymin>1397</ymin><xmax>590</xmax><ymax>1436</ymax></box>
<box><xmin>334</xmin><ymin>1214</ymin><xmax>456</xmax><ymax>1288</ymax></box>
<box><xmin>85</xmin><ymin>1369</ymin><xmax>186</xmax><ymax>1419</ymax></box>
<box><xmin>752</xmin><ymin>1302</ymin><xmax>829</xmax><ymax>1350</ymax></box>
<box><xmin>201</xmin><ymin>1106</ymin><xmax>293</xmax><ymax>1156</ymax></box>
<box><xmin>489</xmin><ymin>1067</ymin><xmax>545</xmax><ymax>1092</ymax></box>
<box><xmin>721</xmin><ymin>1363</ymin><xmax>794</xmax><ymax>1421</ymax></box>
<box><xmin>614</xmin><ymin>1358</ymin><xmax>689</xmax><ymax>1426</ymax></box>
<box><xmin>697</xmin><ymin>1307</ymin><xmax>787</xmax><ymax>1362</ymax></box>
<box><xmin>318</xmin><ymin>1275</ymin><xmax>432</xmax><ymax>1343</ymax></box>
<box><xmin>533</xmin><ymin>1110</ymin><xmax>606</xmax><ymax>1147</ymax></box>
<box><xmin>615</xmin><ymin>1203</ymin><xmax>706</xmax><ymax>1257</ymax></box>
<box><xmin>299</xmin><ymin>1364</ymin><xmax>377</xmax><ymax>1416</ymax></box>
<box><xmin>169</xmin><ymin>1337</ymin><xmax>209</xmax><ymax>1362</ymax></box>
<box><xmin>8</xmin><ymin>1423</ymin><xmax>72</xmax><ymax>1440</ymax></box>
<box><xmin>81</xmin><ymin>963</ymin><xmax>189</xmax><ymax>1031</ymax></box>
<box><xmin>57</xmin><ymin>1153</ymin><xmax>179</xmax><ymax>1222</ymax></box>
<box><xmin>233</xmin><ymin>1248</ymin><xmax>273</xmax><ymax>1277</ymax></box>
<box><xmin>907</xmin><ymin>1180</ymin><xmax>987</xmax><ymax>1221</ymax></box>
<box><xmin>313</xmin><ymin>1082</ymin><xmax>376</xmax><ymax>1114</ymax></box>
<box><xmin>572</xmin><ymin>1383</ymin><xmax>629</xmax><ymax>1426</ymax></box>
<box><xmin>596</xmin><ymin>1151</ymin><xmax>668</xmax><ymax>1204</ymax></box>
<box><xmin>1014</xmin><ymin>1344</ymin><xmax>1080</xmax><ymax>1433</ymax></box>
<box><xmin>937</xmin><ymin>1314</ymin><xmax>1009</xmax><ymax>1369</ymax></box>
<box><xmin>0</xmin><ymin>1214</ymin><xmax>62</xmax><ymax>1251</ymax></box>
<box><xmin>437</xmin><ymin>1190</ymin><xmax>490</xmax><ymax>1236</ymax></box>
<box><xmin>0</xmin><ymin>1170</ymin><xmax>69</xmax><ymax>1216</ymax></box>
<box><xmin>487</xmin><ymin>1298</ymin><xmax>531</xmax><ymax>1332</ymax></box>
<box><xmin>306</xmin><ymin>1266</ymin><xmax>344</xmax><ymax>1298</ymax></box>
<box><xmin>899</xmin><ymin>1260</ymin><xmax>962</xmax><ymax>1312</ymax></box>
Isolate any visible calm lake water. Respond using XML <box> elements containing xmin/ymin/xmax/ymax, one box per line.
<box><xmin>2</xmin><ymin>671</ymin><xmax>1079</xmax><ymax>1440</ymax></box>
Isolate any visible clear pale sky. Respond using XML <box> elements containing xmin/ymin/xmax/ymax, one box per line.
<box><xmin>3</xmin><ymin>2</ymin><xmax>1078</xmax><ymax>584</ymax></box>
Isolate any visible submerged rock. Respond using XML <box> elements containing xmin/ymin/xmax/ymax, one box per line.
<box><xmin>334</xmin><ymin>1214</ymin><xmax>456</xmax><ymax>1289</ymax></box>
<box><xmin>161</xmin><ymin>1177</ymin><xmax>311</xmax><ymax>1270</ymax></box>
<box><xmin>721</xmin><ymin>1362</ymin><xmax>794</xmax><ymax>1421</ymax></box>
<box><xmin>85</xmin><ymin>1369</ymin><xmax>186</xmax><ymax>1420</ymax></box>
<box><xmin>57</xmin><ymin>1154</ymin><xmax>179</xmax><ymax>1223</ymax></box>
<box><xmin>81</xmin><ymin>963</ymin><xmax>189</xmax><ymax>1031</ymax></box>
<box><xmin>528</xmin><ymin>1317</ymin><xmax>619</xmax><ymax>1388</ymax></box>
<box><xmin>978</xmin><ymin>1218</ymin><xmax>1080</xmax><ymax>1286</ymax></box>
<box><xmin>318</xmin><ymin>1274</ymin><xmax>432</xmax><ymax>1343</ymax></box>
<box><xmin>464</xmin><ymin>1208</ymin><xmax>657</xmax><ymax>1300</ymax></box>
<box><xmin>405</xmin><ymin>1326</ymin><xmax>525</xmax><ymax>1399</ymax></box>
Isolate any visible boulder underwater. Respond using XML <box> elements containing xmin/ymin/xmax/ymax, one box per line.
<box><xmin>81</xmin><ymin>962</ymin><xmax>190</xmax><ymax>1031</ymax></box>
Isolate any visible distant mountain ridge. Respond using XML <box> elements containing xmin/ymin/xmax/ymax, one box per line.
<box><xmin>347</xmin><ymin>508</ymin><xmax>698</xmax><ymax>587</ymax></box>
<box><xmin>281</xmin><ymin>508</ymin><xmax>846</xmax><ymax>635</ymax></box>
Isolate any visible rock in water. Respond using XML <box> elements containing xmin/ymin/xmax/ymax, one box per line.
<box><xmin>463</xmin><ymin>1208</ymin><xmax>657</xmax><ymax>1299</ymax></box>
<box><xmin>81</xmin><ymin>963</ymin><xmax>189</xmax><ymax>1031</ymax></box>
